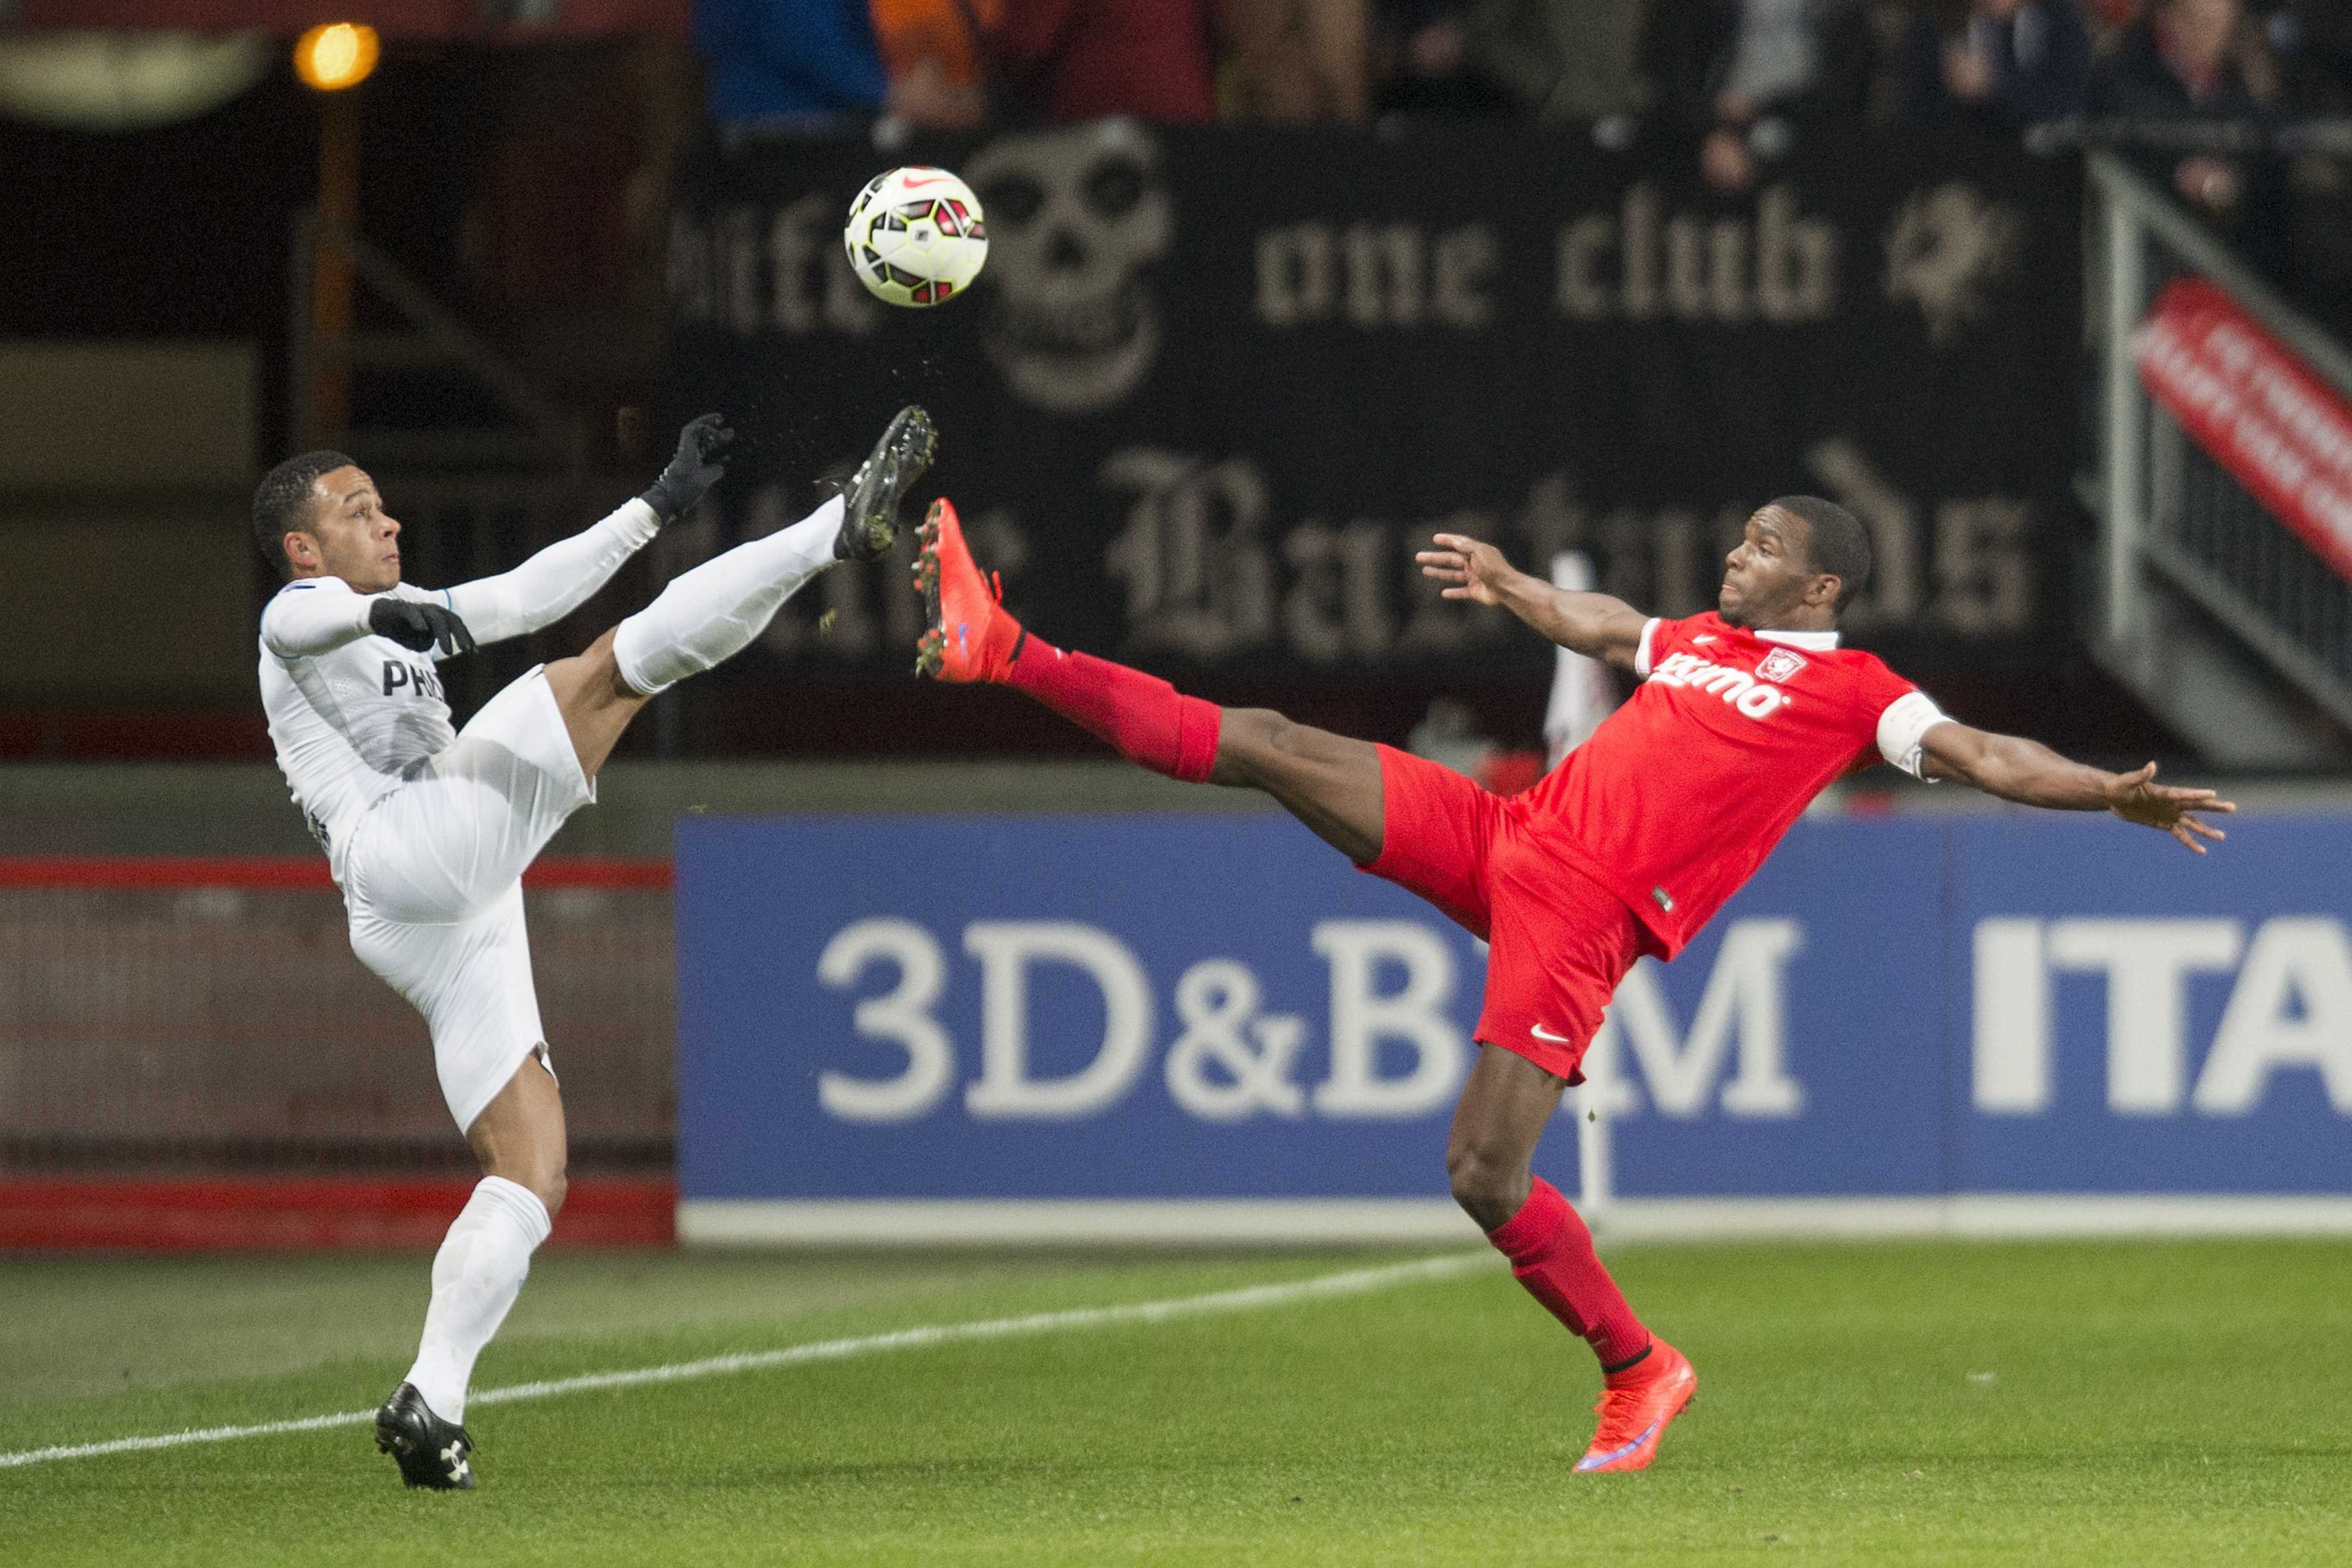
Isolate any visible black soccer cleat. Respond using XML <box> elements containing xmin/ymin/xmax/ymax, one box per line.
<box><xmin>374</xmin><ymin>1381</ymin><xmax>477</xmax><ymax>1491</ymax></box>
<box><xmin>834</xmin><ymin>404</ymin><xmax>937</xmax><ymax>562</ymax></box>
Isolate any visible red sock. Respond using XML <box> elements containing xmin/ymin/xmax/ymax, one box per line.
<box><xmin>1487</xmin><ymin>1178</ymin><xmax>1652</xmax><ymax>1373</ymax></box>
<box><xmin>1006</xmin><ymin>636</ymin><xmax>1221</xmax><ymax>784</ymax></box>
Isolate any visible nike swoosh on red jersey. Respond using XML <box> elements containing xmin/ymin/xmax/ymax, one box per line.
<box><xmin>1531</xmin><ymin>1024</ymin><xmax>1573</xmax><ymax>1043</ymax></box>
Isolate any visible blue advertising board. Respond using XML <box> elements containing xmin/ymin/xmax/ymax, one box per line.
<box><xmin>675</xmin><ymin>812</ymin><xmax>2352</xmax><ymax>1241</ymax></box>
<box><xmin>1950</xmin><ymin>816</ymin><xmax>2352</xmax><ymax>1196</ymax></box>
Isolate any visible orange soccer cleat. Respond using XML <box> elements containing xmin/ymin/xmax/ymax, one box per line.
<box><xmin>913</xmin><ymin>498</ymin><xmax>1023</xmax><ymax>684</ymax></box>
<box><xmin>1575</xmin><ymin>1340</ymin><xmax>1697</xmax><ymax>1474</ymax></box>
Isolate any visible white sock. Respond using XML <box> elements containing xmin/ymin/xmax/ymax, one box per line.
<box><xmin>404</xmin><ymin>1175</ymin><xmax>552</xmax><ymax>1424</ymax></box>
<box><xmin>612</xmin><ymin>496</ymin><xmax>842</xmax><ymax>695</ymax></box>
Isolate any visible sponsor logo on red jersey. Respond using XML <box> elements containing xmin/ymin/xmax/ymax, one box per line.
<box><xmin>1649</xmin><ymin>650</ymin><xmax>1791</xmax><ymax>719</ymax></box>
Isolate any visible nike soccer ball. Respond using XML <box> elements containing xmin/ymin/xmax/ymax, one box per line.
<box><xmin>844</xmin><ymin>166</ymin><xmax>988</xmax><ymax>308</ymax></box>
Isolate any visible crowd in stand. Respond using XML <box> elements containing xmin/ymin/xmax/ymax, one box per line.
<box><xmin>691</xmin><ymin>0</ymin><xmax>2352</xmax><ymax>320</ymax></box>
<box><xmin>691</xmin><ymin>1</ymin><xmax>2345</xmax><ymax>137</ymax></box>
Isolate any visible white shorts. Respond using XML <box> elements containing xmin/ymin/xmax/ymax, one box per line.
<box><xmin>343</xmin><ymin>667</ymin><xmax>595</xmax><ymax>1132</ymax></box>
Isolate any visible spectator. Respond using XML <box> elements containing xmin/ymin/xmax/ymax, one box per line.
<box><xmin>1371</xmin><ymin>0</ymin><xmax>1512</xmax><ymax>117</ymax></box>
<box><xmin>1463</xmin><ymin>0</ymin><xmax>1658</xmax><ymax>123</ymax></box>
<box><xmin>2254</xmin><ymin>2</ymin><xmax>2352</xmax><ymax>331</ymax></box>
<box><xmin>2256</xmin><ymin>1</ymin><xmax>2351</xmax><ymax>114</ymax></box>
<box><xmin>1900</xmin><ymin>0</ymin><xmax>2092</xmax><ymax>130</ymax></box>
<box><xmin>992</xmin><ymin>0</ymin><xmax>1219</xmax><ymax>121</ymax></box>
<box><xmin>872</xmin><ymin>0</ymin><xmax>1002</xmax><ymax>129</ymax></box>
<box><xmin>2090</xmin><ymin>0</ymin><xmax>2273</xmax><ymax>220</ymax></box>
<box><xmin>693</xmin><ymin>0</ymin><xmax>888</xmax><ymax>127</ymax></box>
<box><xmin>1682</xmin><ymin>0</ymin><xmax>1875</xmax><ymax>191</ymax></box>
<box><xmin>2082</xmin><ymin>0</ymin><xmax>2142</xmax><ymax>50</ymax></box>
<box><xmin>1224</xmin><ymin>0</ymin><xmax>1370</xmax><ymax>121</ymax></box>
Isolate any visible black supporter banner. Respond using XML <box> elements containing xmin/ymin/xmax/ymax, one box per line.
<box><xmin>663</xmin><ymin>125</ymin><xmax>2081</xmax><ymax>686</ymax></box>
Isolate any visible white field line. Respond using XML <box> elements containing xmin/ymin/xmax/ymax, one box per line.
<box><xmin>0</xmin><ymin>1251</ymin><xmax>1488</xmax><ymax>1472</ymax></box>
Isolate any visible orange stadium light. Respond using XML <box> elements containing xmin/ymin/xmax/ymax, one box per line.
<box><xmin>293</xmin><ymin>22</ymin><xmax>380</xmax><ymax>92</ymax></box>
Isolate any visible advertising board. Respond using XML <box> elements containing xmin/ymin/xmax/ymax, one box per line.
<box><xmin>676</xmin><ymin>813</ymin><xmax>2352</xmax><ymax>1241</ymax></box>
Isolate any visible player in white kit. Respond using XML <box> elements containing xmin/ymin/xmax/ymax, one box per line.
<box><xmin>254</xmin><ymin>407</ymin><xmax>935</xmax><ymax>1490</ymax></box>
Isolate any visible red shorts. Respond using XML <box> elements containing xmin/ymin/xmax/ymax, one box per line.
<box><xmin>1360</xmin><ymin>744</ymin><xmax>1654</xmax><ymax>1083</ymax></box>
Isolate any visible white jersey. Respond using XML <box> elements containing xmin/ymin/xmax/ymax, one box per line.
<box><xmin>260</xmin><ymin>579</ymin><xmax>461</xmax><ymax>866</ymax></box>
<box><xmin>258</xmin><ymin>497</ymin><xmax>659</xmax><ymax>877</ymax></box>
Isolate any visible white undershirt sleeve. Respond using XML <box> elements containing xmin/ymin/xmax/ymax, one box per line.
<box><xmin>439</xmin><ymin>497</ymin><xmax>661</xmax><ymax>649</ymax></box>
<box><xmin>1632</xmin><ymin>617</ymin><xmax>1664</xmax><ymax>678</ymax></box>
<box><xmin>1876</xmin><ymin>690</ymin><xmax>1954</xmax><ymax>781</ymax></box>
<box><xmin>259</xmin><ymin>579</ymin><xmax>376</xmax><ymax>660</ymax></box>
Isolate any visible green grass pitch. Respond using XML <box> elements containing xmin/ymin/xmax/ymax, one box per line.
<box><xmin>3</xmin><ymin>1240</ymin><xmax>2348</xmax><ymax>1565</ymax></box>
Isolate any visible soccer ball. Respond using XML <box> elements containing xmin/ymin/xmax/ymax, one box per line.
<box><xmin>843</xmin><ymin>166</ymin><xmax>988</xmax><ymax>309</ymax></box>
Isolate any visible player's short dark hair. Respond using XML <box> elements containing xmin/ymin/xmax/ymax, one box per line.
<box><xmin>252</xmin><ymin>450</ymin><xmax>354</xmax><ymax>575</ymax></box>
<box><xmin>1770</xmin><ymin>495</ymin><xmax>1871</xmax><ymax>613</ymax></box>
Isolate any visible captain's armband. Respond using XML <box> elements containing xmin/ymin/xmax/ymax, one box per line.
<box><xmin>1876</xmin><ymin>690</ymin><xmax>1953</xmax><ymax>781</ymax></box>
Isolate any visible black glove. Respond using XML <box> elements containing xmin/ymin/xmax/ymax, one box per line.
<box><xmin>641</xmin><ymin>412</ymin><xmax>734</xmax><ymax>524</ymax></box>
<box><xmin>369</xmin><ymin>597</ymin><xmax>477</xmax><ymax>658</ymax></box>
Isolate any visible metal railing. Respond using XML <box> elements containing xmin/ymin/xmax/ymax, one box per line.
<box><xmin>2159</xmin><ymin>414</ymin><xmax>2352</xmax><ymax>710</ymax></box>
<box><xmin>286</xmin><ymin>208</ymin><xmax>588</xmax><ymax>469</ymax></box>
<box><xmin>2088</xmin><ymin>151</ymin><xmax>2352</xmax><ymax>762</ymax></box>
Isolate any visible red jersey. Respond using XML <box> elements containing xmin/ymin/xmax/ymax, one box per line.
<box><xmin>1523</xmin><ymin>611</ymin><xmax>1942</xmax><ymax>957</ymax></box>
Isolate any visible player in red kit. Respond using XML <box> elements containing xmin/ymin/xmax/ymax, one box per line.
<box><xmin>913</xmin><ymin>493</ymin><xmax>2234</xmax><ymax>1474</ymax></box>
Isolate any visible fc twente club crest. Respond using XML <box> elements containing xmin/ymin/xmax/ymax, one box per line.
<box><xmin>1757</xmin><ymin>647</ymin><xmax>1808</xmax><ymax>684</ymax></box>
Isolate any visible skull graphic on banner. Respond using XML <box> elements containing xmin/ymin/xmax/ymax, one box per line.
<box><xmin>964</xmin><ymin>121</ymin><xmax>1172</xmax><ymax>414</ymax></box>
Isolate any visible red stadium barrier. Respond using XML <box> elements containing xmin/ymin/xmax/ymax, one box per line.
<box><xmin>0</xmin><ymin>1176</ymin><xmax>676</xmax><ymax>1249</ymax></box>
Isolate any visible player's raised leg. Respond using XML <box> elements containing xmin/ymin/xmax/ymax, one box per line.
<box><xmin>541</xmin><ymin>405</ymin><xmax>937</xmax><ymax>783</ymax></box>
<box><xmin>360</xmin><ymin>406</ymin><xmax>935</xmax><ymax>931</ymax></box>
<box><xmin>911</xmin><ymin>497</ymin><xmax>1386</xmax><ymax>862</ymax></box>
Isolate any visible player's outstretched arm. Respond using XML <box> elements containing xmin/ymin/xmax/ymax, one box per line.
<box><xmin>1919</xmin><ymin>723</ymin><xmax>2236</xmax><ymax>854</ymax></box>
<box><xmin>260</xmin><ymin>581</ymin><xmax>475</xmax><ymax>661</ymax></box>
<box><xmin>438</xmin><ymin>414</ymin><xmax>735</xmax><ymax>651</ymax></box>
<box><xmin>1417</xmin><ymin>532</ymin><xmax>1650</xmax><ymax>670</ymax></box>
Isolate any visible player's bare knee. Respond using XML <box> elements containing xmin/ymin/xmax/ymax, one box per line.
<box><xmin>481</xmin><ymin>1143</ymin><xmax>565</xmax><ymax>1214</ymax></box>
<box><xmin>1446</xmin><ymin>1138</ymin><xmax>1531</xmax><ymax>1231</ymax></box>
<box><xmin>477</xmin><ymin>1142</ymin><xmax>566</xmax><ymax>1216</ymax></box>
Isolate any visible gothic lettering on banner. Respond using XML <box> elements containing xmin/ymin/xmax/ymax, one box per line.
<box><xmin>665</xmin><ymin>127</ymin><xmax>2079</xmax><ymax>683</ymax></box>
